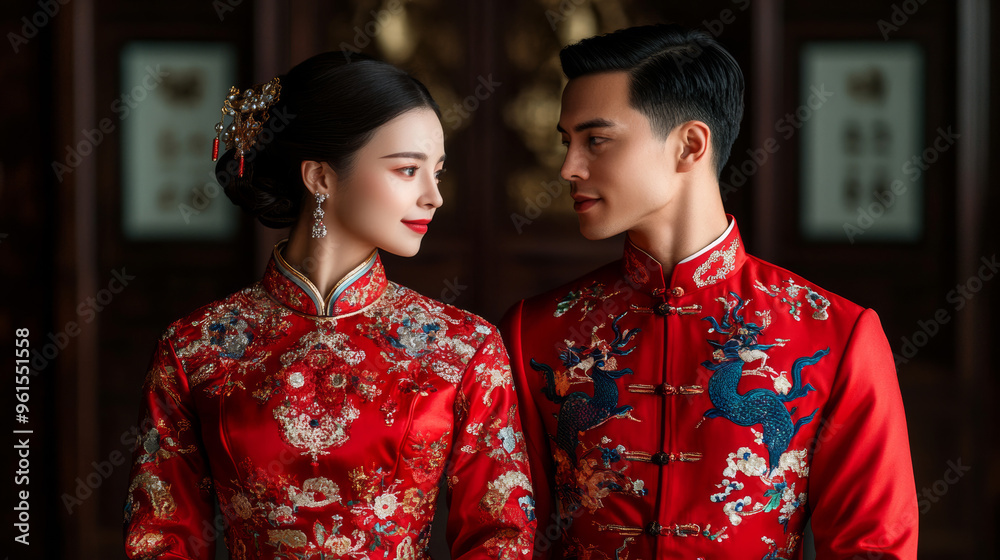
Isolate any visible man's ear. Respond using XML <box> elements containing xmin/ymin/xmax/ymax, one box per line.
<box><xmin>300</xmin><ymin>160</ymin><xmax>336</xmax><ymax>195</ymax></box>
<box><xmin>674</xmin><ymin>120</ymin><xmax>712</xmax><ymax>173</ymax></box>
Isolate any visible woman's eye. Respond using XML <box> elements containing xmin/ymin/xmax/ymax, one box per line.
<box><xmin>435</xmin><ymin>168</ymin><xmax>447</xmax><ymax>183</ymax></box>
<box><xmin>400</xmin><ymin>166</ymin><xmax>418</xmax><ymax>177</ymax></box>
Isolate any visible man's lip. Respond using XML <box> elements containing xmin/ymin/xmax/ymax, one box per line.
<box><xmin>573</xmin><ymin>198</ymin><xmax>600</xmax><ymax>212</ymax></box>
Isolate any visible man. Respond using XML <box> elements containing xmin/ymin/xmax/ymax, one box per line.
<box><xmin>501</xmin><ymin>24</ymin><xmax>918</xmax><ymax>559</ymax></box>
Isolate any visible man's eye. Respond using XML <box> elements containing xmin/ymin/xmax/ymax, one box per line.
<box><xmin>589</xmin><ymin>137</ymin><xmax>607</xmax><ymax>146</ymax></box>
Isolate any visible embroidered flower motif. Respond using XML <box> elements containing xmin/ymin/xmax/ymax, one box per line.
<box><xmin>372</xmin><ymin>493</ymin><xmax>399</xmax><ymax>519</ymax></box>
<box><xmin>600</xmin><ymin>446</ymin><xmax>622</xmax><ymax>466</ymax></box>
<box><xmin>231</xmin><ymin>492</ymin><xmax>252</xmax><ymax>519</ymax></box>
<box><xmin>723</xmin><ymin>447</ymin><xmax>768</xmax><ymax>478</ymax></box>
<box><xmin>288</xmin><ymin>477</ymin><xmax>340</xmax><ymax>509</ymax></box>
<box><xmin>323</xmin><ymin>535</ymin><xmax>353</xmax><ymax>555</ymax></box>
<box><xmin>287</xmin><ymin>371</ymin><xmax>305</xmax><ymax>388</ymax></box>
<box><xmin>632</xmin><ymin>479</ymin><xmax>646</xmax><ymax>495</ymax></box>
<box><xmin>777</xmin><ymin>449</ymin><xmax>810</xmax><ymax>478</ymax></box>
<box><xmin>710</xmin><ymin>479</ymin><xmax>744</xmax><ymax>503</ymax></box>
<box><xmin>268</xmin><ymin>504</ymin><xmax>295</xmax><ymax>525</ymax></box>
<box><xmin>497</xmin><ymin>426</ymin><xmax>516</xmax><ymax>453</ymax></box>
<box><xmin>481</xmin><ymin>471</ymin><xmax>532</xmax><ymax>518</ymax></box>
<box><xmin>723</xmin><ymin>496</ymin><xmax>755</xmax><ymax>525</ymax></box>
<box><xmin>753</xmin><ymin>278</ymin><xmax>831</xmax><ymax>321</ymax></box>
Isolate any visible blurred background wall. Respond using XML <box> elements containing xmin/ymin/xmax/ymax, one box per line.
<box><xmin>1</xmin><ymin>0</ymin><xmax>995</xmax><ymax>558</ymax></box>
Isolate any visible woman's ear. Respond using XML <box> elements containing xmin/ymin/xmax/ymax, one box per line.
<box><xmin>300</xmin><ymin>160</ymin><xmax>336</xmax><ymax>195</ymax></box>
<box><xmin>674</xmin><ymin>120</ymin><xmax>712</xmax><ymax>173</ymax></box>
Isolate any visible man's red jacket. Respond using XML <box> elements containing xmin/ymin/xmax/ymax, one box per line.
<box><xmin>502</xmin><ymin>218</ymin><xmax>918</xmax><ymax>559</ymax></box>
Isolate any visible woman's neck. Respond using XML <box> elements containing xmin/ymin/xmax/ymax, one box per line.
<box><xmin>281</xmin><ymin>221</ymin><xmax>375</xmax><ymax>297</ymax></box>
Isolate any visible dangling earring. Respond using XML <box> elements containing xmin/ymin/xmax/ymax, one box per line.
<box><xmin>311</xmin><ymin>193</ymin><xmax>328</xmax><ymax>238</ymax></box>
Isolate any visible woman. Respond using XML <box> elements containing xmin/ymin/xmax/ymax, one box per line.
<box><xmin>123</xmin><ymin>52</ymin><xmax>535</xmax><ymax>559</ymax></box>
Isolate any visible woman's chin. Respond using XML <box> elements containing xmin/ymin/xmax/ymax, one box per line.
<box><xmin>380</xmin><ymin>242</ymin><xmax>422</xmax><ymax>258</ymax></box>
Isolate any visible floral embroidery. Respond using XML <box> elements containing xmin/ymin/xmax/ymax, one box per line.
<box><xmin>694</xmin><ymin>239</ymin><xmax>740</xmax><ymax>288</ymax></box>
<box><xmin>125</xmin><ymin>248</ymin><xmax>535</xmax><ymax>559</ymax></box>
<box><xmin>753</xmin><ymin>278</ymin><xmax>831</xmax><ymax>321</ymax></box>
<box><xmin>554</xmin><ymin>281</ymin><xmax>620</xmax><ymax>319</ymax></box>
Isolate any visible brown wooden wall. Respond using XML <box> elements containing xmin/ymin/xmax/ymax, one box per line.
<box><xmin>1</xmin><ymin>0</ymin><xmax>995</xmax><ymax>558</ymax></box>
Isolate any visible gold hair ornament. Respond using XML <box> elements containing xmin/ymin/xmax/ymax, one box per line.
<box><xmin>211</xmin><ymin>77</ymin><xmax>282</xmax><ymax>177</ymax></box>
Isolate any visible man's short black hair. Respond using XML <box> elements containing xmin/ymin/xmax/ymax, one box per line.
<box><xmin>560</xmin><ymin>24</ymin><xmax>745</xmax><ymax>176</ymax></box>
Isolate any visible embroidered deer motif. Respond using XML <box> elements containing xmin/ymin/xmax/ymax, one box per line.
<box><xmin>702</xmin><ymin>292</ymin><xmax>829</xmax><ymax>473</ymax></box>
<box><xmin>531</xmin><ymin>314</ymin><xmax>639</xmax><ymax>461</ymax></box>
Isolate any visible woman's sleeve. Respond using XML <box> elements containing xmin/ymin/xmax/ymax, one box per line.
<box><xmin>500</xmin><ymin>301</ymin><xmax>559</xmax><ymax>558</ymax></box>
<box><xmin>446</xmin><ymin>324</ymin><xmax>537</xmax><ymax>560</ymax></box>
<box><xmin>123</xmin><ymin>336</ymin><xmax>217</xmax><ymax>560</ymax></box>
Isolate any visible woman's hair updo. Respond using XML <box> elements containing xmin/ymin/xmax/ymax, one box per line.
<box><xmin>215</xmin><ymin>52</ymin><xmax>440</xmax><ymax>228</ymax></box>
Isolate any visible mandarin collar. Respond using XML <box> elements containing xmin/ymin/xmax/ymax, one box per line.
<box><xmin>622</xmin><ymin>215</ymin><xmax>746</xmax><ymax>299</ymax></box>
<box><xmin>261</xmin><ymin>240</ymin><xmax>388</xmax><ymax>317</ymax></box>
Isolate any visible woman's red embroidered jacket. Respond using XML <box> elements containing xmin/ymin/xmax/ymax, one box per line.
<box><xmin>124</xmin><ymin>241</ymin><xmax>536</xmax><ymax>559</ymax></box>
<box><xmin>501</xmin><ymin>218</ymin><xmax>917</xmax><ymax>559</ymax></box>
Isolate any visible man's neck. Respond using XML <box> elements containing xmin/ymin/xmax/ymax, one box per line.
<box><xmin>627</xmin><ymin>195</ymin><xmax>729</xmax><ymax>278</ymax></box>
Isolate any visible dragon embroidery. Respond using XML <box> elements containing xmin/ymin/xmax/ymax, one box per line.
<box><xmin>701</xmin><ymin>293</ymin><xmax>829</xmax><ymax>472</ymax></box>
<box><xmin>530</xmin><ymin>314</ymin><xmax>639</xmax><ymax>461</ymax></box>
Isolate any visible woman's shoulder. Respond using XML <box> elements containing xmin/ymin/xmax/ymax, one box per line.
<box><xmin>383</xmin><ymin>281</ymin><xmax>501</xmax><ymax>344</ymax></box>
<box><xmin>158</xmin><ymin>282</ymin><xmax>277</xmax><ymax>345</ymax></box>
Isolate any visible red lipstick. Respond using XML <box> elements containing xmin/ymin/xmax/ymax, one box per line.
<box><xmin>402</xmin><ymin>219</ymin><xmax>431</xmax><ymax>234</ymax></box>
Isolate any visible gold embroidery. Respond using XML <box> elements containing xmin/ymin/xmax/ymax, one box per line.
<box><xmin>693</xmin><ymin>239</ymin><xmax>740</xmax><ymax>288</ymax></box>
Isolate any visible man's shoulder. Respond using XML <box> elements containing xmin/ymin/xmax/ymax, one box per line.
<box><xmin>508</xmin><ymin>259</ymin><xmax>623</xmax><ymax>321</ymax></box>
<box><xmin>740</xmin><ymin>252</ymin><xmax>867</xmax><ymax>324</ymax></box>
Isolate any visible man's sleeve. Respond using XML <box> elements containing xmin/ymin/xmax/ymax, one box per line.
<box><xmin>808</xmin><ymin>308</ymin><xmax>919</xmax><ymax>559</ymax></box>
<box><xmin>501</xmin><ymin>301</ymin><xmax>560</xmax><ymax>559</ymax></box>
<box><xmin>124</xmin><ymin>337</ymin><xmax>217</xmax><ymax>560</ymax></box>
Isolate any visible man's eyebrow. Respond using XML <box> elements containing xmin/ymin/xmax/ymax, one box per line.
<box><xmin>556</xmin><ymin>118</ymin><xmax>617</xmax><ymax>134</ymax></box>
